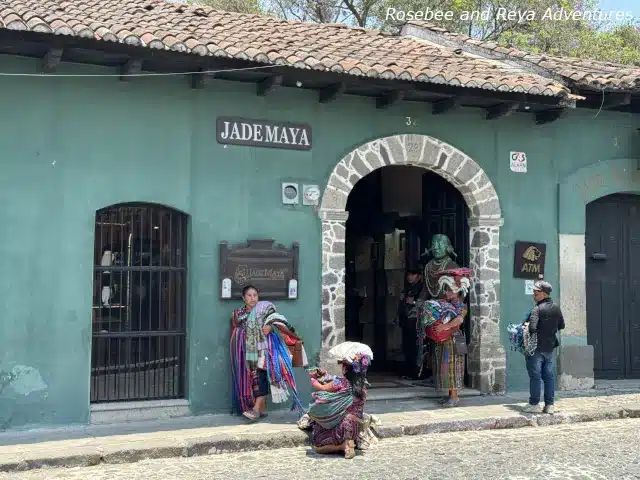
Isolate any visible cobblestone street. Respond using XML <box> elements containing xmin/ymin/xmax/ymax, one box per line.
<box><xmin>4</xmin><ymin>418</ymin><xmax>639</xmax><ymax>480</ymax></box>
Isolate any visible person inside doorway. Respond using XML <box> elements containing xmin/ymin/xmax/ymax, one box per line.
<box><xmin>398</xmin><ymin>267</ymin><xmax>426</xmax><ymax>380</ymax></box>
<box><xmin>430</xmin><ymin>268</ymin><xmax>471</xmax><ymax>408</ymax></box>
<box><xmin>523</xmin><ymin>281</ymin><xmax>565</xmax><ymax>415</ymax></box>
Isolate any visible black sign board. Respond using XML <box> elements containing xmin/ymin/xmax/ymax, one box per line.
<box><xmin>219</xmin><ymin>239</ymin><xmax>299</xmax><ymax>300</ymax></box>
<box><xmin>216</xmin><ymin>117</ymin><xmax>312</xmax><ymax>151</ymax></box>
<box><xmin>513</xmin><ymin>241</ymin><xmax>547</xmax><ymax>279</ymax></box>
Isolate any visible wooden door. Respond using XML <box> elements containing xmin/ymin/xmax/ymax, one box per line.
<box><xmin>586</xmin><ymin>194</ymin><xmax>640</xmax><ymax>379</ymax></box>
<box><xmin>421</xmin><ymin>171</ymin><xmax>469</xmax><ymax>267</ymax></box>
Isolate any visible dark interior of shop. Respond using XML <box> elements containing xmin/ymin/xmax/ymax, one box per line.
<box><xmin>345</xmin><ymin>166</ymin><xmax>470</xmax><ymax>389</ymax></box>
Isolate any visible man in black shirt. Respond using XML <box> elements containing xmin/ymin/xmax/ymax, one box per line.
<box><xmin>523</xmin><ymin>280</ymin><xmax>565</xmax><ymax>414</ymax></box>
<box><xmin>398</xmin><ymin>267</ymin><xmax>426</xmax><ymax>380</ymax></box>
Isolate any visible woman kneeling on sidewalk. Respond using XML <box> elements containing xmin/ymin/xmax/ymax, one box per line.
<box><xmin>305</xmin><ymin>348</ymin><xmax>371</xmax><ymax>460</ymax></box>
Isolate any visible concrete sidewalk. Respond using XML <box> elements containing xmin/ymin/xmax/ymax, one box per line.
<box><xmin>1</xmin><ymin>390</ymin><xmax>640</xmax><ymax>473</ymax></box>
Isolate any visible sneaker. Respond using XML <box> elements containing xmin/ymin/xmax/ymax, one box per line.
<box><xmin>242</xmin><ymin>410</ymin><xmax>260</xmax><ymax>422</ymax></box>
<box><xmin>522</xmin><ymin>404</ymin><xmax>542</xmax><ymax>414</ymax></box>
<box><xmin>543</xmin><ymin>405</ymin><xmax>555</xmax><ymax>414</ymax></box>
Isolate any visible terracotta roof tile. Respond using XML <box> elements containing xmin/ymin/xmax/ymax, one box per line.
<box><xmin>0</xmin><ymin>0</ymin><xmax>570</xmax><ymax>97</ymax></box>
<box><xmin>406</xmin><ymin>20</ymin><xmax>640</xmax><ymax>92</ymax></box>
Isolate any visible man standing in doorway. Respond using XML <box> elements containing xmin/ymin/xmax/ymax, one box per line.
<box><xmin>398</xmin><ymin>267</ymin><xmax>426</xmax><ymax>380</ymax></box>
<box><xmin>523</xmin><ymin>281</ymin><xmax>565</xmax><ymax>414</ymax></box>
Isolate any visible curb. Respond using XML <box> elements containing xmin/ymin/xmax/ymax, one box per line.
<box><xmin>2</xmin><ymin>405</ymin><xmax>640</xmax><ymax>473</ymax></box>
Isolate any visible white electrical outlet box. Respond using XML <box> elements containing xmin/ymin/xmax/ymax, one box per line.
<box><xmin>288</xmin><ymin>279</ymin><xmax>298</xmax><ymax>299</ymax></box>
<box><xmin>221</xmin><ymin>278</ymin><xmax>232</xmax><ymax>299</ymax></box>
<box><xmin>282</xmin><ymin>183</ymin><xmax>299</xmax><ymax>205</ymax></box>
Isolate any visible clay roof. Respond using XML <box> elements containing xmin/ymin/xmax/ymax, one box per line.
<box><xmin>0</xmin><ymin>0</ymin><xmax>571</xmax><ymax>97</ymax></box>
<box><xmin>405</xmin><ymin>21</ymin><xmax>640</xmax><ymax>92</ymax></box>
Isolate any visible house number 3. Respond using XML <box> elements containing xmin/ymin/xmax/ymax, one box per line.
<box><xmin>405</xmin><ymin>116</ymin><xmax>418</xmax><ymax>126</ymax></box>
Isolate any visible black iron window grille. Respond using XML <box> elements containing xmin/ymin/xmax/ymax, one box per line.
<box><xmin>90</xmin><ymin>203</ymin><xmax>188</xmax><ymax>403</ymax></box>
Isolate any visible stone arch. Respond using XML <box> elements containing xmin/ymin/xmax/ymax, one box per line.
<box><xmin>319</xmin><ymin>134</ymin><xmax>506</xmax><ymax>393</ymax></box>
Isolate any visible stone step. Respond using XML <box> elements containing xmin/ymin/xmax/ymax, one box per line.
<box><xmin>90</xmin><ymin>399</ymin><xmax>190</xmax><ymax>425</ymax></box>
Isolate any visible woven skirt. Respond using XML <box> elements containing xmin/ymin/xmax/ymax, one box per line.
<box><xmin>434</xmin><ymin>336</ymin><xmax>465</xmax><ymax>391</ymax></box>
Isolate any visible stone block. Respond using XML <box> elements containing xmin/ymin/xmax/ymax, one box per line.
<box><xmin>385</xmin><ymin>136</ymin><xmax>405</xmax><ymax>164</ymax></box>
<box><xmin>557</xmin><ymin>344</ymin><xmax>594</xmax><ymax>378</ymax></box>
<box><xmin>456</xmin><ymin>159</ymin><xmax>480</xmax><ymax>184</ymax></box>
<box><xmin>320</xmin><ymin>188</ymin><xmax>348</xmax><ymax>211</ymax></box>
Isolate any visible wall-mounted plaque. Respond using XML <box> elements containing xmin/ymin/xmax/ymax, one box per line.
<box><xmin>219</xmin><ymin>239</ymin><xmax>300</xmax><ymax>300</ymax></box>
<box><xmin>513</xmin><ymin>241</ymin><xmax>546</xmax><ymax>280</ymax></box>
<box><xmin>216</xmin><ymin>117</ymin><xmax>312</xmax><ymax>151</ymax></box>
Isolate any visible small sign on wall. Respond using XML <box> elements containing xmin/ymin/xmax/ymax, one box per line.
<box><xmin>510</xmin><ymin>151</ymin><xmax>527</xmax><ymax>173</ymax></box>
<box><xmin>525</xmin><ymin>280</ymin><xmax>535</xmax><ymax>295</ymax></box>
<box><xmin>216</xmin><ymin>117</ymin><xmax>312</xmax><ymax>151</ymax></box>
<box><xmin>513</xmin><ymin>241</ymin><xmax>546</xmax><ymax>280</ymax></box>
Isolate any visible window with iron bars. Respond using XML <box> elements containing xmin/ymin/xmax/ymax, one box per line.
<box><xmin>91</xmin><ymin>203</ymin><xmax>188</xmax><ymax>403</ymax></box>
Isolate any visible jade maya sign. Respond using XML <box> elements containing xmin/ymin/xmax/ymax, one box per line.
<box><xmin>216</xmin><ymin>117</ymin><xmax>312</xmax><ymax>151</ymax></box>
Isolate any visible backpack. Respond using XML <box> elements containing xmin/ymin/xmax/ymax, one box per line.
<box><xmin>506</xmin><ymin>320</ymin><xmax>537</xmax><ymax>356</ymax></box>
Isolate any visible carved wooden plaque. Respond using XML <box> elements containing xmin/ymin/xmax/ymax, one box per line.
<box><xmin>219</xmin><ymin>239</ymin><xmax>299</xmax><ymax>300</ymax></box>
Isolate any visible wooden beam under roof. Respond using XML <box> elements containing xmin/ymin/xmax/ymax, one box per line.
<box><xmin>257</xmin><ymin>75</ymin><xmax>283</xmax><ymax>96</ymax></box>
<box><xmin>432</xmin><ymin>97</ymin><xmax>459</xmax><ymax>114</ymax></box>
<box><xmin>535</xmin><ymin>107</ymin><xmax>568</xmax><ymax>125</ymax></box>
<box><xmin>485</xmin><ymin>102</ymin><xmax>519</xmax><ymax>120</ymax></box>
<box><xmin>319</xmin><ymin>82</ymin><xmax>346</xmax><ymax>103</ymax></box>
<box><xmin>42</xmin><ymin>47</ymin><xmax>63</xmax><ymax>73</ymax></box>
<box><xmin>119</xmin><ymin>59</ymin><xmax>142</xmax><ymax>81</ymax></box>
<box><xmin>376</xmin><ymin>90</ymin><xmax>404</xmax><ymax>109</ymax></box>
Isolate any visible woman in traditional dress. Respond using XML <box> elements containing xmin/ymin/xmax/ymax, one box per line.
<box><xmin>230</xmin><ymin>285</ymin><xmax>306</xmax><ymax>422</ymax></box>
<box><xmin>430</xmin><ymin>268</ymin><xmax>471</xmax><ymax>408</ymax></box>
<box><xmin>306</xmin><ymin>352</ymin><xmax>371</xmax><ymax>460</ymax></box>
<box><xmin>230</xmin><ymin>285</ymin><xmax>270</xmax><ymax>421</ymax></box>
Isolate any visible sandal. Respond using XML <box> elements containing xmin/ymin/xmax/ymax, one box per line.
<box><xmin>242</xmin><ymin>410</ymin><xmax>260</xmax><ymax>422</ymax></box>
<box><xmin>442</xmin><ymin>398</ymin><xmax>460</xmax><ymax>408</ymax></box>
<box><xmin>344</xmin><ymin>440</ymin><xmax>356</xmax><ymax>459</ymax></box>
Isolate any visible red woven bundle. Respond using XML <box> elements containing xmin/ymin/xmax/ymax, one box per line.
<box><xmin>426</xmin><ymin>320</ymin><xmax>453</xmax><ymax>343</ymax></box>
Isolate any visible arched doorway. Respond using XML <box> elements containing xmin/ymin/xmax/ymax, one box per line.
<box><xmin>344</xmin><ymin>165</ymin><xmax>470</xmax><ymax>386</ymax></box>
<box><xmin>586</xmin><ymin>193</ymin><xmax>640</xmax><ymax>379</ymax></box>
<box><xmin>319</xmin><ymin>134</ymin><xmax>506</xmax><ymax>393</ymax></box>
<box><xmin>90</xmin><ymin>203</ymin><xmax>189</xmax><ymax>402</ymax></box>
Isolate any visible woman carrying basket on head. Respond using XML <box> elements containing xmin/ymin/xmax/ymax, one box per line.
<box><xmin>304</xmin><ymin>343</ymin><xmax>373</xmax><ymax>460</ymax></box>
<box><xmin>417</xmin><ymin>268</ymin><xmax>471</xmax><ymax>408</ymax></box>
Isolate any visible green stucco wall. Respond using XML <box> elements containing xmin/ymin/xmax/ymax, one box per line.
<box><xmin>1</xmin><ymin>54</ymin><xmax>639</xmax><ymax>430</ymax></box>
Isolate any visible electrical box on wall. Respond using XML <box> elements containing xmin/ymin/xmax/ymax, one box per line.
<box><xmin>281</xmin><ymin>183</ymin><xmax>299</xmax><ymax>204</ymax></box>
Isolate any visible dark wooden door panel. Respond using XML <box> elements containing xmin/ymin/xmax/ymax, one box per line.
<box><xmin>587</xmin><ymin>194</ymin><xmax>640</xmax><ymax>379</ymax></box>
<box><xmin>422</xmin><ymin>172</ymin><xmax>469</xmax><ymax>267</ymax></box>
<box><xmin>626</xmin><ymin>202</ymin><xmax>640</xmax><ymax>377</ymax></box>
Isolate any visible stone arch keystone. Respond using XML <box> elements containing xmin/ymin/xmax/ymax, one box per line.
<box><xmin>318</xmin><ymin>134</ymin><xmax>506</xmax><ymax>393</ymax></box>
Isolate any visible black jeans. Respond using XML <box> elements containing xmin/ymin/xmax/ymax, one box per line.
<box><xmin>401</xmin><ymin>316</ymin><xmax>418</xmax><ymax>378</ymax></box>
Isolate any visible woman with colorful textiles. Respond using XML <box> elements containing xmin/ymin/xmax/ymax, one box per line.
<box><xmin>306</xmin><ymin>350</ymin><xmax>371</xmax><ymax>460</ymax></box>
<box><xmin>425</xmin><ymin>268</ymin><xmax>471</xmax><ymax>408</ymax></box>
<box><xmin>230</xmin><ymin>285</ymin><xmax>306</xmax><ymax>422</ymax></box>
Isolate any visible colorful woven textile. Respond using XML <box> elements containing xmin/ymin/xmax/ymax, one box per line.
<box><xmin>507</xmin><ymin>318</ymin><xmax>538</xmax><ymax>356</ymax></box>
<box><xmin>416</xmin><ymin>299</ymin><xmax>463</xmax><ymax>366</ymax></box>
<box><xmin>230</xmin><ymin>308</ymin><xmax>253</xmax><ymax>415</ymax></box>
<box><xmin>230</xmin><ymin>302</ymin><xmax>305</xmax><ymax>416</ymax></box>
<box><xmin>265</xmin><ymin>327</ymin><xmax>305</xmax><ymax>414</ymax></box>
<box><xmin>244</xmin><ymin>301</ymin><xmax>276</xmax><ymax>369</ymax></box>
